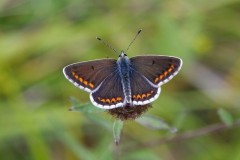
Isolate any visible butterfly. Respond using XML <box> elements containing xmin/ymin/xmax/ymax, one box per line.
<box><xmin>63</xmin><ymin>31</ymin><xmax>182</xmax><ymax>120</ymax></box>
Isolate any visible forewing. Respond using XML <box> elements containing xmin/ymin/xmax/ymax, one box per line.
<box><xmin>90</xmin><ymin>70</ymin><xmax>126</xmax><ymax>109</ymax></box>
<box><xmin>63</xmin><ymin>59</ymin><xmax>117</xmax><ymax>92</ymax></box>
<box><xmin>130</xmin><ymin>56</ymin><xmax>182</xmax><ymax>87</ymax></box>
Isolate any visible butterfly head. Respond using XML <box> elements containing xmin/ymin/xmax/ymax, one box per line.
<box><xmin>119</xmin><ymin>50</ymin><xmax>127</xmax><ymax>58</ymax></box>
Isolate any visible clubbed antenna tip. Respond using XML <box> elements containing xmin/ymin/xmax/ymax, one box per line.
<box><xmin>96</xmin><ymin>36</ymin><xmax>118</xmax><ymax>54</ymax></box>
<box><xmin>138</xmin><ymin>29</ymin><xmax>142</xmax><ymax>34</ymax></box>
<box><xmin>125</xmin><ymin>29</ymin><xmax>142</xmax><ymax>52</ymax></box>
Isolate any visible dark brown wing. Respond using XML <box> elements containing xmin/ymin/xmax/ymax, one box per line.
<box><xmin>130</xmin><ymin>56</ymin><xmax>182</xmax><ymax>87</ymax></box>
<box><xmin>63</xmin><ymin>59</ymin><xmax>117</xmax><ymax>92</ymax></box>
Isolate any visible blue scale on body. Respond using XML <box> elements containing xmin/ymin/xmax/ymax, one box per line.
<box><xmin>117</xmin><ymin>51</ymin><xmax>132</xmax><ymax>105</ymax></box>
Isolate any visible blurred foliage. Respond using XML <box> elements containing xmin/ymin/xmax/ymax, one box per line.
<box><xmin>0</xmin><ymin>0</ymin><xmax>240</xmax><ymax>160</ymax></box>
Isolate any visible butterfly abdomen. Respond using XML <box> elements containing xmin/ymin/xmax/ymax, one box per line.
<box><xmin>117</xmin><ymin>56</ymin><xmax>132</xmax><ymax>104</ymax></box>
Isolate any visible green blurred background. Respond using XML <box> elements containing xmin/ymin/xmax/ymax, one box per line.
<box><xmin>1</xmin><ymin>0</ymin><xmax>240</xmax><ymax>160</ymax></box>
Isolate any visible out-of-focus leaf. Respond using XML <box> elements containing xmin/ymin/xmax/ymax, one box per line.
<box><xmin>122</xmin><ymin>149</ymin><xmax>160</xmax><ymax>160</ymax></box>
<box><xmin>86</xmin><ymin>114</ymin><xmax>112</xmax><ymax>131</ymax></box>
<box><xmin>53</xmin><ymin>121</ymin><xmax>95</xmax><ymax>160</ymax></box>
<box><xmin>93</xmin><ymin>136</ymin><xmax>114</xmax><ymax>160</ymax></box>
<box><xmin>113</xmin><ymin>119</ymin><xmax>124</xmax><ymax>145</ymax></box>
<box><xmin>217</xmin><ymin>108</ymin><xmax>234</xmax><ymax>126</ymax></box>
<box><xmin>69</xmin><ymin>97</ymin><xmax>103</xmax><ymax>113</ymax></box>
<box><xmin>69</xmin><ymin>97</ymin><xmax>112</xmax><ymax>131</ymax></box>
<box><xmin>135</xmin><ymin>115</ymin><xmax>177</xmax><ymax>133</ymax></box>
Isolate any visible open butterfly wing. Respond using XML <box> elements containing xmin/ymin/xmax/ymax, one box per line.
<box><xmin>63</xmin><ymin>59</ymin><xmax>117</xmax><ymax>92</ymax></box>
<box><xmin>130</xmin><ymin>56</ymin><xmax>182</xmax><ymax>87</ymax></box>
<box><xmin>90</xmin><ymin>70</ymin><xmax>126</xmax><ymax>109</ymax></box>
<box><xmin>129</xmin><ymin>70</ymin><xmax>160</xmax><ymax>105</ymax></box>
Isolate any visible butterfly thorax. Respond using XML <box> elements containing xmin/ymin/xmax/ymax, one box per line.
<box><xmin>117</xmin><ymin>51</ymin><xmax>132</xmax><ymax>105</ymax></box>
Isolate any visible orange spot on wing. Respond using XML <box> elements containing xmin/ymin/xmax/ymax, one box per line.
<box><xmin>133</xmin><ymin>95</ymin><xmax>136</xmax><ymax>99</ymax></box>
<box><xmin>111</xmin><ymin>98</ymin><xmax>116</xmax><ymax>103</ymax></box>
<box><xmin>79</xmin><ymin>77</ymin><xmax>83</xmax><ymax>82</ymax></box>
<box><xmin>137</xmin><ymin>94</ymin><xmax>141</xmax><ymax>100</ymax></box>
<box><xmin>168</xmin><ymin>68</ymin><xmax>173</xmax><ymax>72</ymax></box>
<box><xmin>150</xmin><ymin>90</ymin><xmax>154</xmax><ymax>94</ymax></box>
<box><xmin>101</xmin><ymin>99</ymin><xmax>106</xmax><ymax>103</ymax></box>
<box><xmin>142</xmin><ymin>94</ymin><xmax>146</xmax><ymax>99</ymax></box>
<box><xmin>168</xmin><ymin>64</ymin><xmax>174</xmax><ymax>73</ymax></box>
<box><xmin>147</xmin><ymin>93</ymin><xmax>151</xmax><ymax>97</ymax></box>
<box><xmin>164</xmin><ymin>71</ymin><xmax>168</xmax><ymax>77</ymax></box>
<box><xmin>105</xmin><ymin>99</ymin><xmax>110</xmax><ymax>103</ymax></box>
<box><xmin>159</xmin><ymin>75</ymin><xmax>164</xmax><ymax>80</ymax></box>
<box><xmin>98</xmin><ymin>97</ymin><xmax>101</xmax><ymax>100</ymax></box>
<box><xmin>89</xmin><ymin>83</ymin><xmax>94</xmax><ymax>88</ymax></box>
<box><xmin>72</xmin><ymin>72</ymin><xmax>75</xmax><ymax>76</ymax></box>
<box><xmin>74</xmin><ymin>75</ymin><xmax>79</xmax><ymax>79</ymax></box>
<box><xmin>154</xmin><ymin>77</ymin><xmax>159</xmax><ymax>83</ymax></box>
<box><xmin>83</xmin><ymin>80</ymin><xmax>88</xmax><ymax>85</ymax></box>
<box><xmin>117</xmin><ymin>97</ymin><xmax>122</xmax><ymax>101</ymax></box>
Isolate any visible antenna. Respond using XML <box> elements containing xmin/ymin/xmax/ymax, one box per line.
<box><xmin>96</xmin><ymin>37</ymin><xmax>118</xmax><ymax>55</ymax></box>
<box><xmin>125</xmin><ymin>29</ymin><xmax>142</xmax><ymax>52</ymax></box>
